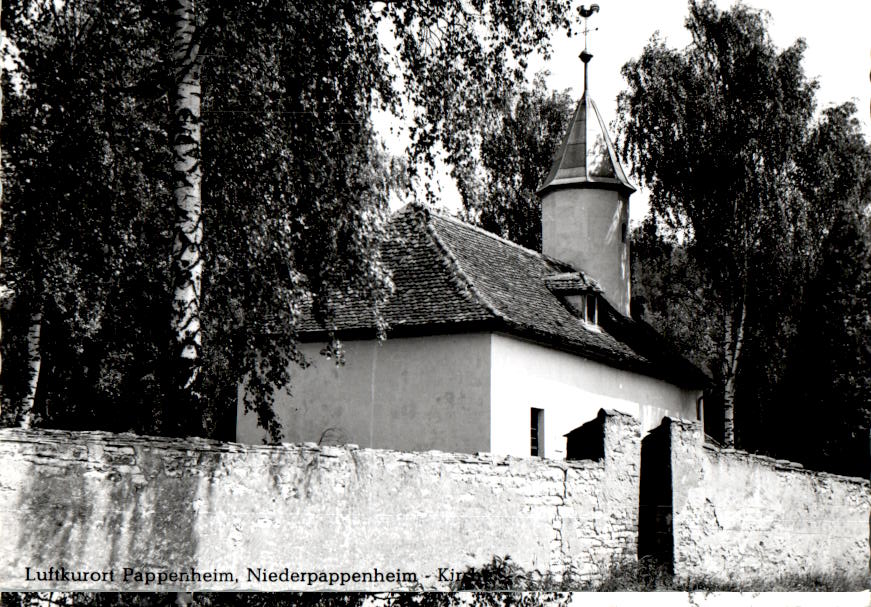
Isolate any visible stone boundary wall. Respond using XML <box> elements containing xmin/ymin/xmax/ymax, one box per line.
<box><xmin>666</xmin><ymin>417</ymin><xmax>871</xmax><ymax>582</ymax></box>
<box><xmin>0</xmin><ymin>410</ymin><xmax>640</xmax><ymax>591</ymax></box>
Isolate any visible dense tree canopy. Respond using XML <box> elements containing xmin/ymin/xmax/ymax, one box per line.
<box><xmin>619</xmin><ymin>1</ymin><xmax>871</xmax><ymax>471</ymax></box>
<box><xmin>4</xmin><ymin>0</ymin><xmax>868</xmax><ymax>476</ymax></box>
<box><xmin>774</xmin><ymin>104</ymin><xmax>871</xmax><ymax>476</ymax></box>
<box><xmin>1</xmin><ymin>0</ymin><xmax>583</xmax><ymax>438</ymax></box>
<box><xmin>617</xmin><ymin>0</ymin><xmax>819</xmax><ymax>446</ymax></box>
<box><xmin>2</xmin><ymin>1</ymin><xmax>175</xmax><ymax>431</ymax></box>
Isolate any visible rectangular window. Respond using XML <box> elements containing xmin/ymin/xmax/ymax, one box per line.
<box><xmin>585</xmin><ymin>294</ymin><xmax>597</xmax><ymax>325</ymax></box>
<box><xmin>531</xmin><ymin>408</ymin><xmax>544</xmax><ymax>457</ymax></box>
<box><xmin>563</xmin><ymin>293</ymin><xmax>597</xmax><ymax>327</ymax></box>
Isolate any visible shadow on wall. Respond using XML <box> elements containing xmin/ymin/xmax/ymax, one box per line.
<box><xmin>564</xmin><ymin>415</ymin><xmax>604</xmax><ymax>461</ymax></box>
<box><xmin>12</xmin><ymin>432</ymin><xmax>208</xmax><ymax>573</ymax></box>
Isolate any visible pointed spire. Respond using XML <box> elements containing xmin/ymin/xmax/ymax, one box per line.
<box><xmin>537</xmin><ymin>94</ymin><xmax>635</xmax><ymax>194</ymax></box>
<box><xmin>537</xmin><ymin>5</ymin><xmax>635</xmax><ymax>196</ymax></box>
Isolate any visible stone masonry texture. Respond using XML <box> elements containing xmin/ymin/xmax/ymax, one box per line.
<box><xmin>0</xmin><ymin>410</ymin><xmax>641</xmax><ymax>592</ymax></box>
<box><xmin>666</xmin><ymin>417</ymin><xmax>871</xmax><ymax>583</ymax></box>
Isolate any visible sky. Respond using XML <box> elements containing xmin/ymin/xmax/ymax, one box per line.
<box><xmin>377</xmin><ymin>0</ymin><xmax>871</xmax><ymax>223</ymax></box>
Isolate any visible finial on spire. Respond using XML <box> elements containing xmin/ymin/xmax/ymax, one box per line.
<box><xmin>578</xmin><ymin>4</ymin><xmax>599</xmax><ymax>93</ymax></box>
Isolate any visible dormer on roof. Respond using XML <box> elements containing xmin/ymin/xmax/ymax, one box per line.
<box><xmin>543</xmin><ymin>271</ymin><xmax>603</xmax><ymax>295</ymax></box>
<box><xmin>545</xmin><ymin>271</ymin><xmax>601</xmax><ymax>328</ymax></box>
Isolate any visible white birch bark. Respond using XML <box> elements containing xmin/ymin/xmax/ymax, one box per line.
<box><xmin>1</xmin><ymin>59</ymin><xmax>4</xmax><ymax>416</ymax></box>
<box><xmin>171</xmin><ymin>0</ymin><xmax>204</xmax><ymax>395</ymax></box>
<box><xmin>721</xmin><ymin>300</ymin><xmax>746</xmax><ymax>448</ymax></box>
<box><xmin>21</xmin><ymin>311</ymin><xmax>43</xmax><ymax>428</ymax></box>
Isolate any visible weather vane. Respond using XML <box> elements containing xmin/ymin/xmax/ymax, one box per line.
<box><xmin>578</xmin><ymin>4</ymin><xmax>599</xmax><ymax>92</ymax></box>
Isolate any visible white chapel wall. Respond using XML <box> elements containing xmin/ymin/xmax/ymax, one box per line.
<box><xmin>489</xmin><ymin>332</ymin><xmax>700</xmax><ymax>459</ymax></box>
<box><xmin>236</xmin><ymin>333</ymin><xmax>492</xmax><ymax>453</ymax></box>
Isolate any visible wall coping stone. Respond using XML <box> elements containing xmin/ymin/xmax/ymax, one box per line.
<box><xmin>0</xmin><ymin>427</ymin><xmax>605</xmax><ymax>471</ymax></box>
<box><xmin>707</xmin><ymin>443</ymin><xmax>870</xmax><ymax>486</ymax></box>
<box><xmin>661</xmin><ymin>417</ymin><xmax>870</xmax><ymax>487</ymax></box>
<box><xmin>599</xmin><ymin>408</ymin><xmax>637</xmax><ymax>420</ymax></box>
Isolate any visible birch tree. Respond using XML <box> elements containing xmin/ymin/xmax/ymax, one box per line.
<box><xmin>195</xmin><ymin>0</ymin><xmax>583</xmax><ymax>440</ymax></box>
<box><xmin>1</xmin><ymin>0</ymin><xmax>174</xmax><ymax>430</ymax></box>
<box><xmin>170</xmin><ymin>0</ymin><xmax>205</xmax><ymax>418</ymax></box>
<box><xmin>617</xmin><ymin>0</ymin><xmax>815</xmax><ymax>446</ymax></box>
<box><xmin>20</xmin><ymin>313</ymin><xmax>41</xmax><ymax>427</ymax></box>
<box><xmin>2</xmin><ymin>0</ymin><xmax>582</xmax><ymax>438</ymax></box>
<box><xmin>774</xmin><ymin>104</ymin><xmax>871</xmax><ymax>476</ymax></box>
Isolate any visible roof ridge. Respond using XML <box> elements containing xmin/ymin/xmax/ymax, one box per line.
<box><xmin>393</xmin><ymin>202</ymin><xmax>558</xmax><ymax>264</ymax></box>
<box><xmin>418</xmin><ymin>213</ymin><xmax>507</xmax><ymax>322</ymax></box>
<box><xmin>431</xmin><ymin>212</ymin><xmax>600</xmax><ymax>278</ymax></box>
<box><xmin>429</xmin><ymin>211</ymin><xmax>547</xmax><ymax>260</ymax></box>
<box><xmin>394</xmin><ymin>204</ymin><xmax>601</xmax><ymax>293</ymax></box>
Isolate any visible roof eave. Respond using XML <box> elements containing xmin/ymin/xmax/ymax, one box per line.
<box><xmin>537</xmin><ymin>177</ymin><xmax>636</xmax><ymax>197</ymax></box>
<box><xmin>296</xmin><ymin>319</ymin><xmax>710</xmax><ymax>390</ymax></box>
<box><xmin>493</xmin><ymin>322</ymin><xmax>710</xmax><ymax>390</ymax></box>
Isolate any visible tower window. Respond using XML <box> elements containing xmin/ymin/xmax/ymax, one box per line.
<box><xmin>531</xmin><ymin>408</ymin><xmax>544</xmax><ymax>457</ymax></box>
<box><xmin>622</xmin><ymin>222</ymin><xmax>628</xmax><ymax>243</ymax></box>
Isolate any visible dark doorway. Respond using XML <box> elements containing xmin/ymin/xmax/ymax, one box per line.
<box><xmin>638</xmin><ymin>420</ymin><xmax>673</xmax><ymax>574</ymax></box>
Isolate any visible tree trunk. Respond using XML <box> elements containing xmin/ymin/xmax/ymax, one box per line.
<box><xmin>0</xmin><ymin>290</ymin><xmax>9</xmax><ymax>419</ymax></box>
<box><xmin>722</xmin><ymin>371</ymin><xmax>736</xmax><ymax>447</ymax></box>
<box><xmin>721</xmin><ymin>299</ymin><xmax>746</xmax><ymax>448</ymax></box>
<box><xmin>170</xmin><ymin>0</ymin><xmax>204</xmax><ymax>411</ymax></box>
<box><xmin>1</xmin><ymin>70</ymin><xmax>4</xmax><ymax>418</ymax></box>
<box><xmin>21</xmin><ymin>310</ymin><xmax>43</xmax><ymax>429</ymax></box>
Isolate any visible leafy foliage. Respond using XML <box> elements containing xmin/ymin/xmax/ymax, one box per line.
<box><xmin>622</xmin><ymin>2</ymin><xmax>871</xmax><ymax>468</ymax></box>
<box><xmin>1</xmin><ymin>0</ymin><xmax>176</xmax><ymax>431</ymax></box>
<box><xmin>457</xmin><ymin>73</ymin><xmax>574</xmax><ymax>251</ymax></box>
<box><xmin>1</xmin><ymin>1</ymin><xmax>582</xmax><ymax>438</ymax></box>
<box><xmin>784</xmin><ymin>208</ymin><xmax>871</xmax><ymax>476</ymax></box>
<box><xmin>618</xmin><ymin>0</ymin><xmax>816</xmax><ymax>446</ymax></box>
<box><xmin>776</xmin><ymin>103</ymin><xmax>871</xmax><ymax>476</ymax></box>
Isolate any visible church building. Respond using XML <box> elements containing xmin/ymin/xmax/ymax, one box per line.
<box><xmin>237</xmin><ymin>39</ymin><xmax>709</xmax><ymax>459</ymax></box>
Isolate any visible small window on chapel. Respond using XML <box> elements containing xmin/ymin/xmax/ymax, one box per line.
<box><xmin>585</xmin><ymin>294</ymin><xmax>598</xmax><ymax>326</ymax></box>
<box><xmin>531</xmin><ymin>408</ymin><xmax>544</xmax><ymax>457</ymax></box>
<box><xmin>564</xmin><ymin>293</ymin><xmax>599</xmax><ymax>328</ymax></box>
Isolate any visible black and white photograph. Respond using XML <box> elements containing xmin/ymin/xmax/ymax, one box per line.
<box><xmin>1</xmin><ymin>0</ymin><xmax>870</xmax><ymax>604</ymax></box>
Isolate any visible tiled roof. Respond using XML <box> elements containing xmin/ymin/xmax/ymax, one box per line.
<box><xmin>300</xmin><ymin>204</ymin><xmax>708</xmax><ymax>389</ymax></box>
<box><xmin>544</xmin><ymin>271</ymin><xmax>603</xmax><ymax>294</ymax></box>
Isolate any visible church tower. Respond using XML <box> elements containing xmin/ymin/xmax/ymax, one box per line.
<box><xmin>538</xmin><ymin>5</ymin><xmax>635</xmax><ymax>317</ymax></box>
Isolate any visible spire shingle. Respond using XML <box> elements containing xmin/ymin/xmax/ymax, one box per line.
<box><xmin>538</xmin><ymin>92</ymin><xmax>635</xmax><ymax>195</ymax></box>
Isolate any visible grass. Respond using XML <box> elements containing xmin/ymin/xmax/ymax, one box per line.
<box><xmin>450</xmin><ymin>555</ymin><xmax>871</xmax><ymax>592</ymax></box>
<box><xmin>601</xmin><ymin>558</ymin><xmax>871</xmax><ymax>591</ymax></box>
